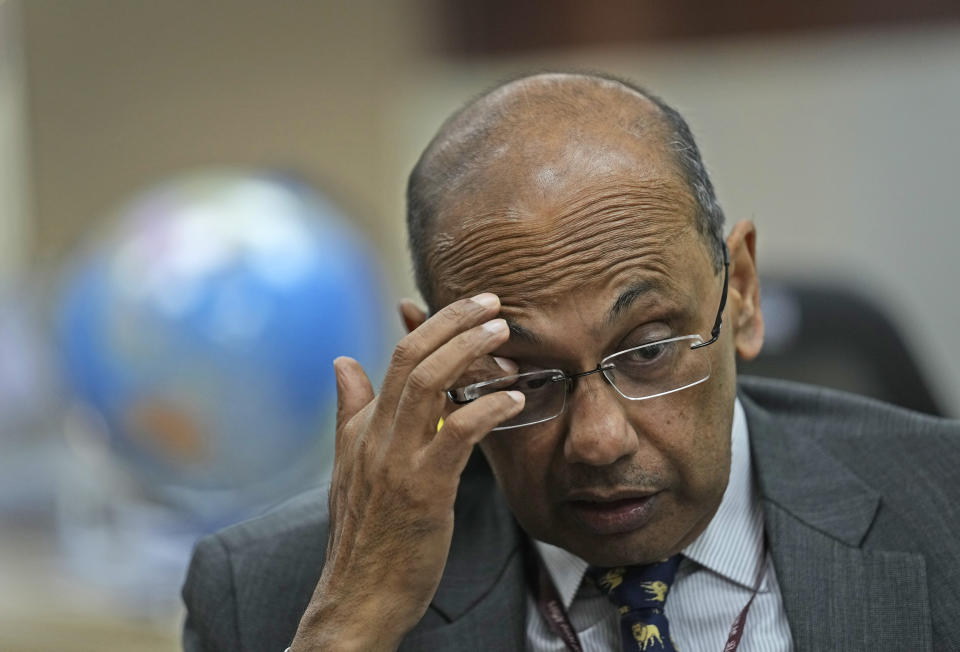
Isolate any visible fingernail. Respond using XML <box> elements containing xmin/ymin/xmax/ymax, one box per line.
<box><xmin>493</xmin><ymin>356</ymin><xmax>518</xmax><ymax>374</ymax></box>
<box><xmin>471</xmin><ymin>293</ymin><xmax>499</xmax><ymax>310</ymax></box>
<box><xmin>482</xmin><ymin>318</ymin><xmax>507</xmax><ymax>335</ymax></box>
<box><xmin>507</xmin><ymin>390</ymin><xmax>525</xmax><ymax>404</ymax></box>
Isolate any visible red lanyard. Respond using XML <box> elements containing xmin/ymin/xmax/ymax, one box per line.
<box><xmin>533</xmin><ymin>550</ymin><xmax>763</xmax><ymax>652</ymax></box>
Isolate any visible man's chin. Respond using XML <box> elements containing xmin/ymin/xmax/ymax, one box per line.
<box><xmin>547</xmin><ymin>523</ymin><xmax>686</xmax><ymax>568</ymax></box>
<box><xmin>568</xmin><ymin>531</ymin><xmax>677</xmax><ymax>567</ymax></box>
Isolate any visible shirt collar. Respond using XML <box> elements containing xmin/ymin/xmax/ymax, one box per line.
<box><xmin>533</xmin><ymin>398</ymin><xmax>764</xmax><ymax>609</ymax></box>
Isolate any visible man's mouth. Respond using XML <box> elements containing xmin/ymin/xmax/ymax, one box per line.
<box><xmin>565</xmin><ymin>491</ymin><xmax>661</xmax><ymax>535</ymax></box>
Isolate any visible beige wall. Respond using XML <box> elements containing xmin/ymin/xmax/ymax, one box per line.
<box><xmin>22</xmin><ymin>0</ymin><xmax>434</xmax><ymax>292</ymax></box>
<box><xmin>0</xmin><ymin>0</ymin><xmax>30</xmax><ymax>284</ymax></box>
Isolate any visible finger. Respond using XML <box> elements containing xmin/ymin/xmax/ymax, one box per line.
<box><xmin>426</xmin><ymin>390</ymin><xmax>526</xmax><ymax>473</ymax></box>
<box><xmin>440</xmin><ymin>353</ymin><xmax>519</xmax><ymax>425</ymax></box>
<box><xmin>393</xmin><ymin>318</ymin><xmax>510</xmax><ymax>442</ymax></box>
<box><xmin>452</xmin><ymin>353</ymin><xmax>519</xmax><ymax>389</ymax></box>
<box><xmin>333</xmin><ymin>356</ymin><xmax>375</xmax><ymax>446</ymax></box>
<box><xmin>377</xmin><ymin>293</ymin><xmax>500</xmax><ymax>419</ymax></box>
<box><xmin>397</xmin><ymin>298</ymin><xmax>427</xmax><ymax>334</ymax></box>
<box><xmin>492</xmin><ymin>356</ymin><xmax>519</xmax><ymax>375</ymax></box>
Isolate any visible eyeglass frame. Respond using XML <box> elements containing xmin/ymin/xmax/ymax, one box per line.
<box><xmin>446</xmin><ymin>242</ymin><xmax>730</xmax><ymax>425</ymax></box>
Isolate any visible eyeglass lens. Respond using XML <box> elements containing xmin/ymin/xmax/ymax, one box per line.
<box><xmin>456</xmin><ymin>335</ymin><xmax>711</xmax><ymax>431</ymax></box>
<box><xmin>601</xmin><ymin>334</ymin><xmax>711</xmax><ymax>402</ymax></box>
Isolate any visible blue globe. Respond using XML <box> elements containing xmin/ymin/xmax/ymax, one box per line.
<box><xmin>57</xmin><ymin>172</ymin><xmax>387</xmax><ymax>500</ymax></box>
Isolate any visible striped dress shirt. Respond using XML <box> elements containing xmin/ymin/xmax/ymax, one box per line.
<box><xmin>527</xmin><ymin>399</ymin><xmax>794</xmax><ymax>651</ymax></box>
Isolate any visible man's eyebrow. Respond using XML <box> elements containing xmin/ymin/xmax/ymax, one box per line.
<box><xmin>605</xmin><ymin>279</ymin><xmax>667</xmax><ymax>326</ymax></box>
<box><xmin>505</xmin><ymin>320</ymin><xmax>543</xmax><ymax>345</ymax></box>
<box><xmin>501</xmin><ymin>280</ymin><xmax>667</xmax><ymax>345</ymax></box>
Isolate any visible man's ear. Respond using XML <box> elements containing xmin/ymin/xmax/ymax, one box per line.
<box><xmin>725</xmin><ymin>220</ymin><xmax>764</xmax><ymax>361</ymax></box>
<box><xmin>398</xmin><ymin>298</ymin><xmax>428</xmax><ymax>334</ymax></box>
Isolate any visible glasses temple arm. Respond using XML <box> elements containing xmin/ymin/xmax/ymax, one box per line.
<box><xmin>690</xmin><ymin>242</ymin><xmax>730</xmax><ymax>350</ymax></box>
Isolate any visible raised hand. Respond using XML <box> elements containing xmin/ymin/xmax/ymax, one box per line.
<box><xmin>290</xmin><ymin>293</ymin><xmax>524</xmax><ymax>651</ymax></box>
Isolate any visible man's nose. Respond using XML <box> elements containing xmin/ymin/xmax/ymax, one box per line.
<box><xmin>562</xmin><ymin>374</ymin><xmax>639</xmax><ymax>466</ymax></box>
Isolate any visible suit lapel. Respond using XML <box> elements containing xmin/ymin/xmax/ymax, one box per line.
<box><xmin>741</xmin><ymin>386</ymin><xmax>933</xmax><ymax>651</ymax></box>
<box><xmin>764</xmin><ymin>501</ymin><xmax>932</xmax><ymax>650</ymax></box>
<box><xmin>400</xmin><ymin>453</ymin><xmax>527</xmax><ymax>652</ymax></box>
<box><xmin>400</xmin><ymin>545</ymin><xmax>527</xmax><ymax>651</ymax></box>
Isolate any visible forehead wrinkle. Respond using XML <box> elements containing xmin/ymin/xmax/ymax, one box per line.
<box><xmin>428</xmin><ymin>180</ymin><xmax>694</xmax><ymax>307</ymax></box>
<box><xmin>435</xmin><ymin>220</ymin><xmax>667</xmax><ymax>306</ymax></box>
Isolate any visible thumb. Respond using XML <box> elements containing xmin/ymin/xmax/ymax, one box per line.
<box><xmin>333</xmin><ymin>356</ymin><xmax>375</xmax><ymax>428</ymax></box>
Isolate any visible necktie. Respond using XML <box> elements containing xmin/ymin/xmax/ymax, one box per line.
<box><xmin>589</xmin><ymin>555</ymin><xmax>682</xmax><ymax>652</ymax></box>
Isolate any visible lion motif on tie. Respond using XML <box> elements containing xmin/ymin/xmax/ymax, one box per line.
<box><xmin>632</xmin><ymin>622</ymin><xmax>664</xmax><ymax>650</ymax></box>
<box><xmin>597</xmin><ymin>567</ymin><xmax>626</xmax><ymax>592</ymax></box>
<box><xmin>640</xmin><ymin>580</ymin><xmax>669</xmax><ymax>603</ymax></box>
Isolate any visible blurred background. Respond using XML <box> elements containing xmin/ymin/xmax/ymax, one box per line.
<box><xmin>1</xmin><ymin>1</ymin><xmax>958</xmax><ymax>649</ymax></box>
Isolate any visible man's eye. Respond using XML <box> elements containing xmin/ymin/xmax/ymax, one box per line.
<box><xmin>621</xmin><ymin>333</ymin><xmax>670</xmax><ymax>351</ymax></box>
<box><xmin>613</xmin><ymin>341</ymin><xmax>680</xmax><ymax>377</ymax></box>
<box><xmin>625</xmin><ymin>342</ymin><xmax>667</xmax><ymax>363</ymax></box>
<box><xmin>519</xmin><ymin>374</ymin><xmax>552</xmax><ymax>390</ymax></box>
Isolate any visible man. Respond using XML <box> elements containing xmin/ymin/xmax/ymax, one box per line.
<box><xmin>182</xmin><ymin>72</ymin><xmax>960</xmax><ymax>651</ymax></box>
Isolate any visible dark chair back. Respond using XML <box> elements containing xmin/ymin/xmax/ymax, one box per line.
<box><xmin>738</xmin><ymin>279</ymin><xmax>943</xmax><ymax>417</ymax></box>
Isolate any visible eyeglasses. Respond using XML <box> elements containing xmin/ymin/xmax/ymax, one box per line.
<box><xmin>447</xmin><ymin>244</ymin><xmax>730</xmax><ymax>431</ymax></box>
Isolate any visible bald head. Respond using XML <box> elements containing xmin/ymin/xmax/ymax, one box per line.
<box><xmin>407</xmin><ymin>72</ymin><xmax>725</xmax><ymax>310</ymax></box>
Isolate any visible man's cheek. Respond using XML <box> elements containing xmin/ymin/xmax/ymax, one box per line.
<box><xmin>482</xmin><ymin>438</ymin><xmax>544</xmax><ymax>500</ymax></box>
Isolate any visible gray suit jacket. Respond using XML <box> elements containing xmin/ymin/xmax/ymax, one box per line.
<box><xmin>182</xmin><ymin>377</ymin><xmax>960</xmax><ymax>651</ymax></box>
